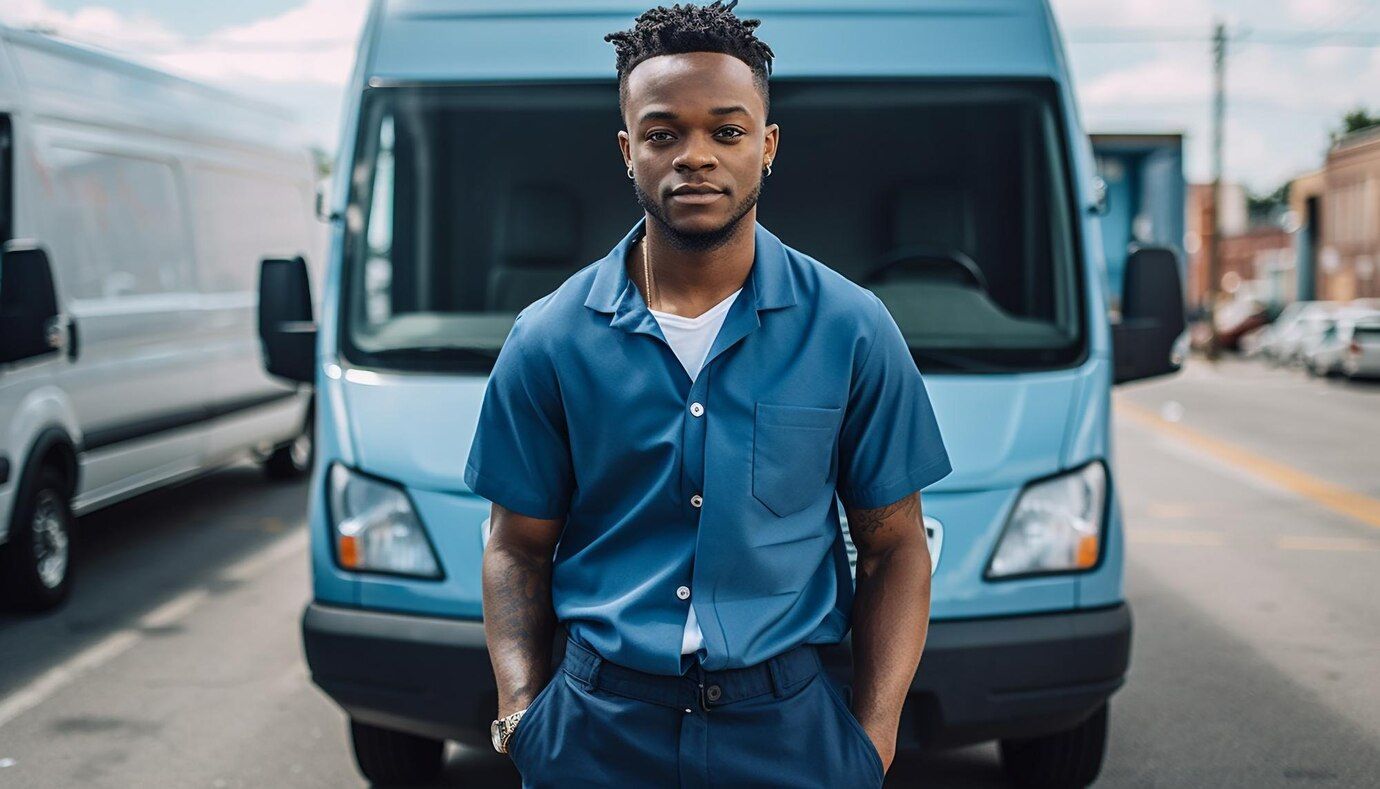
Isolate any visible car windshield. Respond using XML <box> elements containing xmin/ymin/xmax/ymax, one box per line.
<box><xmin>341</xmin><ymin>81</ymin><xmax>1086</xmax><ymax>374</ymax></box>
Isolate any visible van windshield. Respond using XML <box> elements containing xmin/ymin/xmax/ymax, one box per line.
<box><xmin>341</xmin><ymin>81</ymin><xmax>1086</xmax><ymax>374</ymax></box>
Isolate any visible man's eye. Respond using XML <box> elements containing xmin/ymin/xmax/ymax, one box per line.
<box><xmin>648</xmin><ymin>131</ymin><xmax>673</xmax><ymax>142</ymax></box>
<box><xmin>718</xmin><ymin>128</ymin><xmax>745</xmax><ymax>138</ymax></box>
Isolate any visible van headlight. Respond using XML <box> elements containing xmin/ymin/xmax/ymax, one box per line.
<box><xmin>985</xmin><ymin>461</ymin><xmax>1106</xmax><ymax>579</ymax></box>
<box><xmin>328</xmin><ymin>464</ymin><xmax>442</xmax><ymax>578</ymax></box>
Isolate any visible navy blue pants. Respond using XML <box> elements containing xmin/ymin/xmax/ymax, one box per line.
<box><xmin>505</xmin><ymin>635</ymin><xmax>886</xmax><ymax>788</ymax></box>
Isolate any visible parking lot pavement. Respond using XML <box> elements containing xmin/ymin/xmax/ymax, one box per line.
<box><xmin>1</xmin><ymin>355</ymin><xmax>1377</xmax><ymax>787</ymax></box>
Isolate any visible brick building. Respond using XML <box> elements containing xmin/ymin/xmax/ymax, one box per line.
<box><xmin>1290</xmin><ymin>126</ymin><xmax>1380</xmax><ymax>301</ymax></box>
<box><xmin>1186</xmin><ymin>182</ymin><xmax>1294</xmax><ymax>310</ymax></box>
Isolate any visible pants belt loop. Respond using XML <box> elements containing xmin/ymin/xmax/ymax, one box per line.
<box><xmin>585</xmin><ymin>651</ymin><xmax>603</xmax><ymax>693</ymax></box>
<box><xmin>767</xmin><ymin>654</ymin><xmax>787</xmax><ymax>699</ymax></box>
<box><xmin>694</xmin><ymin>661</ymin><xmax>710</xmax><ymax>712</ymax></box>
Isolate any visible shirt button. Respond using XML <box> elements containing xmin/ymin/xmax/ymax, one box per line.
<box><xmin>690</xmin><ymin>493</ymin><xmax>703</xmax><ymax>508</ymax></box>
<box><xmin>689</xmin><ymin>402</ymin><xmax>704</xmax><ymax>417</ymax></box>
<box><xmin>677</xmin><ymin>585</ymin><xmax>691</xmax><ymax>600</ymax></box>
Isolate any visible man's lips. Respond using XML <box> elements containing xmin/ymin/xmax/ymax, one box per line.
<box><xmin>668</xmin><ymin>185</ymin><xmax>727</xmax><ymax>205</ymax></box>
<box><xmin>669</xmin><ymin>191</ymin><xmax>726</xmax><ymax>205</ymax></box>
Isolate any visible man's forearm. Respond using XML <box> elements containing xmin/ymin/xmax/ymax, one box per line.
<box><xmin>483</xmin><ymin>539</ymin><xmax>559</xmax><ymax>716</ymax></box>
<box><xmin>849</xmin><ymin>516</ymin><xmax>932</xmax><ymax>738</ymax></box>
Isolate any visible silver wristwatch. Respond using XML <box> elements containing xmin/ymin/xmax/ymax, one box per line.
<box><xmin>490</xmin><ymin>707</ymin><xmax>528</xmax><ymax>754</ymax></box>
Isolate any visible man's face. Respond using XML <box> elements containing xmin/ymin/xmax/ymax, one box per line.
<box><xmin>618</xmin><ymin>51</ymin><xmax>779</xmax><ymax>250</ymax></box>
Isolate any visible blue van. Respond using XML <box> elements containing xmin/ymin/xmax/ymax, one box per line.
<box><xmin>258</xmin><ymin>1</ymin><xmax>1186</xmax><ymax>785</ymax></box>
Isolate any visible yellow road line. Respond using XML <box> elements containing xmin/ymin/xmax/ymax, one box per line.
<box><xmin>1276</xmin><ymin>536</ymin><xmax>1380</xmax><ymax>552</ymax></box>
<box><xmin>1116</xmin><ymin>398</ymin><xmax>1380</xmax><ymax>530</ymax></box>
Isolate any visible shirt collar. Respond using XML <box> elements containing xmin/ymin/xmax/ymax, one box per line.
<box><xmin>582</xmin><ymin>214</ymin><xmax>798</xmax><ymax>319</ymax></box>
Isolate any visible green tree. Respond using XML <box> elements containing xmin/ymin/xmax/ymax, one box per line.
<box><xmin>1246</xmin><ymin>181</ymin><xmax>1289</xmax><ymax>228</ymax></box>
<box><xmin>1333</xmin><ymin>106</ymin><xmax>1380</xmax><ymax>142</ymax></box>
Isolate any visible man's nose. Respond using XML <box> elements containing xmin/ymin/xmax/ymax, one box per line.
<box><xmin>674</xmin><ymin>133</ymin><xmax>718</xmax><ymax>170</ymax></box>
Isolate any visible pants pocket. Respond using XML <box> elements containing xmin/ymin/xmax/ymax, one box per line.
<box><xmin>506</xmin><ymin>670</ymin><xmax>564</xmax><ymax>764</ymax></box>
<box><xmin>818</xmin><ymin>672</ymin><xmax>886</xmax><ymax>785</ymax></box>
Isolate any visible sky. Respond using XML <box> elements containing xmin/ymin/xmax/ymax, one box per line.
<box><xmin>3</xmin><ymin>0</ymin><xmax>1379</xmax><ymax>194</ymax></box>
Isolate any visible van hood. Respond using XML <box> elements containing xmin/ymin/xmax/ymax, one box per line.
<box><xmin>334</xmin><ymin>365</ymin><xmax>1099</xmax><ymax>495</ymax></box>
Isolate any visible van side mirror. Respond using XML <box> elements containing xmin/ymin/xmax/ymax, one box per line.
<box><xmin>1112</xmin><ymin>245</ymin><xmax>1186</xmax><ymax>385</ymax></box>
<box><xmin>0</xmin><ymin>240</ymin><xmax>69</xmax><ymax>365</ymax></box>
<box><xmin>258</xmin><ymin>256</ymin><xmax>317</xmax><ymax>384</ymax></box>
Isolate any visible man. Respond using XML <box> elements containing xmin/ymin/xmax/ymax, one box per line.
<box><xmin>465</xmin><ymin>2</ymin><xmax>952</xmax><ymax>785</ymax></box>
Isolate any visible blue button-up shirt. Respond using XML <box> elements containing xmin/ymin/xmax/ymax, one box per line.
<box><xmin>464</xmin><ymin>215</ymin><xmax>952</xmax><ymax>676</ymax></box>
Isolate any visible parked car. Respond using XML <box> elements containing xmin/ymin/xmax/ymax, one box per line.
<box><xmin>1342</xmin><ymin>317</ymin><xmax>1380</xmax><ymax>379</ymax></box>
<box><xmin>0</xmin><ymin>24</ymin><xmax>324</xmax><ymax>611</ymax></box>
<box><xmin>1239</xmin><ymin>322</ymin><xmax>1271</xmax><ymax>358</ymax></box>
<box><xmin>1305</xmin><ymin>309</ymin><xmax>1380</xmax><ymax>377</ymax></box>
<box><xmin>272</xmin><ymin>1</ymin><xmax>1185</xmax><ymax>787</ymax></box>
<box><xmin>1213</xmin><ymin>297</ymin><xmax>1269</xmax><ymax>351</ymax></box>
<box><xmin>1291</xmin><ymin>310</ymin><xmax>1343</xmax><ymax>367</ymax></box>
<box><xmin>1259</xmin><ymin>300</ymin><xmax>1337</xmax><ymax>364</ymax></box>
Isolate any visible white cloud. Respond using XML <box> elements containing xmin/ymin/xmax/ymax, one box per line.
<box><xmin>1</xmin><ymin>0</ymin><xmax>182</xmax><ymax>49</ymax></box>
<box><xmin>155</xmin><ymin>0</ymin><xmax>368</xmax><ymax>85</ymax></box>
<box><xmin>1082</xmin><ymin>50</ymin><xmax>1209</xmax><ymax>106</ymax></box>
<box><xmin>1286</xmin><ymin>0</ymin><xmax>1353</xmax><ymax>25</ymax></box>
<box><xmin>1051</xmin><ymin>0</ymin><xmax>1213</xmax><ymax>28</ymax></box>
<box><xmin>0</xmin><ymin>0</ymin><xmax>368</xmax><ymax>86</ymax></box>
<box><xmin>0</xmin><ymin>1</ymin><xmax>369</xmax><ymax>147</ymax></box>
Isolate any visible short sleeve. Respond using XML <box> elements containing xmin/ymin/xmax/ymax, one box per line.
<box><xmin>463</xmin><ymin>315</ymin><xmax>574</xmax><ymax>520</ymax></box>
<box><xmin>835</xmin><ymin>295</ymin><xmax>952</xmax><ymax>510</ymax></box>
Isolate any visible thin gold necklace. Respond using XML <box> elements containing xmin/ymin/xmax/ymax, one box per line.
<box><xmin>641</xmin><ymin>233</ymin><xmax>657</xmax><ymax>311</ymax></box>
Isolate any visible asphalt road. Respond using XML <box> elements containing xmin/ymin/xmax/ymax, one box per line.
<box><xmin>0</xmin><ymin>354</ymin><xmax>1377</xmax><ymax>788</ymax></box>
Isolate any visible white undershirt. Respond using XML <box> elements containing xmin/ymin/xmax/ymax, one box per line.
<box><xmin>648</xmin><ymin>286</ymin><xmax>743</xmax><ymax>656</ymax></box>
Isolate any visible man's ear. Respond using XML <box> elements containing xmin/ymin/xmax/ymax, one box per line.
<box><xmin>617</xmin><ymin>129</ymin><xmax>631</xmax><ymax>169</ymax></box>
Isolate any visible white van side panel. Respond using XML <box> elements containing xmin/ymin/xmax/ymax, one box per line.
<box><xmin>0</xmin><ymin>26</ymin><xmax>322</xmax><ymax>545</ymax></box>
<box><xmin>183</xmin><ymin>160</ymin><xmax>315</xmax><ymax>463</ymax></box>
<box><xmin>30</xmin><ymin>129</ymin><xmax>212</xmax><ymax>485</ymax></box>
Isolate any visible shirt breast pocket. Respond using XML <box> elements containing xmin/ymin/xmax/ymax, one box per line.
<box><xmin>752</xmin><ymin>402</ymin><xmax>843</xmax><ymax>518</ymax></box>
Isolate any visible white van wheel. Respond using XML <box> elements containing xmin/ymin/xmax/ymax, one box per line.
<box><xmin>349</xmin><ymin>719</ymin><xmax>444</xmax><ymax>785</ymax></box>
<box><xmin>999</xmin><ymin>702</ymin><xmax>1108</xmax><ymax>788</ymax></box>
<box><xmin>262</xmin><ymin>407</ymin><xmax>314</xmax><ymax>481</ymax></box>
<box><xmin>0</xmin><ymin>467</ymin><xmax>75</xmax><ymax>611</ymax></box>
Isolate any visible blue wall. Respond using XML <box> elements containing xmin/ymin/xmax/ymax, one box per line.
<box><xmin>1092</xmin><ymin>136</ymin><xmax>1186</xmax><ymax>307</ymax></box>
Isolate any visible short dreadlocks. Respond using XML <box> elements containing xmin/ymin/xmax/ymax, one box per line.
<box><xmin>603</xmin><ymin>1</ymin><xmax>776</xmax><ymax>120</ymax></box>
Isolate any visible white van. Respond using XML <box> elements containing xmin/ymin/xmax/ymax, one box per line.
<box><xmin>0</xmin><ymin>25</ymin><xmax>324</xmax><ymax>610</ymax></box>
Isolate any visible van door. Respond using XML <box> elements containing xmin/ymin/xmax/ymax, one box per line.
<box><xmin>37</xmin><ymin>141</ymin><xmax>207</xmax><ymax>507</ymax></box>
<box><xmin>185</xmin><ymin>162</ymin><xmax>310</xmax><ymax>465</ymax></box>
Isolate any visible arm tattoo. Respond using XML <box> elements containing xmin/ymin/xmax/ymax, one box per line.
<box><xmin>486</xmin><ymin>543</ymin><xmax>557</xmax><ymax>703</ymax></box>
<box><xmin>848</xmin><ymin>493</ymin><xmax>919</xmax><ymax>538</ymax></box>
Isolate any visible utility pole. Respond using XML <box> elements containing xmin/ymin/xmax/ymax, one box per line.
<box><xmin>1205</xmin><ymin>20</ymin><xmax>1227</xmax><ymax>361</ymax></box>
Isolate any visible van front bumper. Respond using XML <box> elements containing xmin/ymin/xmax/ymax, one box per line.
<box><xmin>302</xmin><ymin>603</ymin><xmax>499</xmax><ymax>748</ymax></box>
<box><xmin>302</xmin><ymin>601</ymin><xmax>1130</xmax><ymax>750</ymax></box>
<box><xmin>894</xmin><ymin>603</ymin><xmax>1132</xmax><ymax>748</ymax></box>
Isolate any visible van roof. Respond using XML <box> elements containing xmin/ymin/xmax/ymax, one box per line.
<box><xmin>0</xmin><ymin>23</ymin><xmax>309</xmax><ymax>152</ymax></box>
<box><xmin>367</xmin><ymin>0</ymin><xmax>1062</xmax><ymax>84</ymax></box>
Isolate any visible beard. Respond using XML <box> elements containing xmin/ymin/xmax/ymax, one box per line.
<box><xmin>632</xmin><ymin>171</ymin><xmax>764</xmax><ymax>253</ymax></box>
